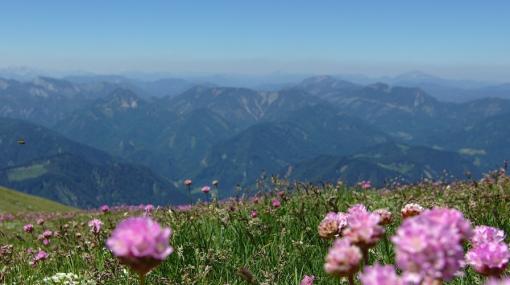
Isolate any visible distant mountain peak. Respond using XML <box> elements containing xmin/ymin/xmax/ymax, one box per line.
<box><xmin>99</xmin><ymin>88</ymin><xmax>144</xmax><ymax>110</ymax></box>
<box><xmin>395</xmin><ymin>70</ymin><xmax>440</xmax><ymax>81</ymax></box>
<box><xmin>367</xmin><ymin>82</ymin><xmax>391</xmax><ymax>92</ymax></box>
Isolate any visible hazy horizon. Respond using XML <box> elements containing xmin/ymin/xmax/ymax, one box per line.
<box><xmin>1</xmin><ymin>1</ymin><xmax>510</xmax><ymax>81</ymax></box>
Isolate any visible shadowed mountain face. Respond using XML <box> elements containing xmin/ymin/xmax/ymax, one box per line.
<box><xmin>0</xmin><ymin>117</ymin><xmax>187</xmax><ymax>208</ymax></box>
<box><xmin>283</xmin><ymin>143</ymin><xmax>478</xmax><ymax>186</ymax></box>
<box><xmin>1</xmin><ymin>75</ymin><xmax>510</xmax><ymax>204</ymax></box>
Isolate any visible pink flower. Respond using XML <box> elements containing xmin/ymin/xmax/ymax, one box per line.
<box><xmin>472</xmin><ymin>226</ymin><xmax>505</xmax><ymax>247</ymax></box>
<box><xmin>271</xmin><ymin>199</ymin><xmax>281</xmax><ymax>208</ymax></box>
<box><xmin>30</xmin><ymin>250</ymin><xmax>48</xmax><ymax>266</ymax></box>
<box><xmin>250</xmin><ymin>210</ymin><xmax>258</xmax><ymax>218</ymax></box>
<box><xmin>401</xmin><ymin>203</ymin><xmax>424</xmax><ymax>219</ymax></box>
<box><xmin>374</xmin><ymin>209</ymin><xmax>392</xmax><ymax>225</ymax></box>
<box><xmin>184</xmin><ymin>179</ymin><xmax>192</xmax><ymax>186</ymax></box>
<box><xmin>106</xmin><ymin>217</ymin><xmax>173</xmax><ymax>276</ymax></box>
<box><xmin>300</xmin><ymin>275</ymin><xmax>315</xmax><ymax>285</ymax></box>
<box><xmin>347</xmin><ymin>204</ymin><xmax>368</xmax><ymax>215</ymax></box>
<box><xmin>318</xmin><ymin>212</ymin><xmax>348</xmax><ymax>239</ymax></box>
<box><xmin>23</xmin><ymin>224</ymin><xmax>34</xmax><ymax>233</ymax></box>
<box><xmin>358</xmin><ymin>180</ymin><xmax>372</xmax><ymax>190</ymax></box>
<box><xmin>392</xmin><ymin>208</ymin><xmax>467</xmax><ymax>281</ymax></box>
<box><xmin>466</xmin><ymin>242</ymin><xmax>510</xmax><ymax>276</ymax></box>
<box><xmin>343</xmin><ymin>211</ymin><xmax>384</xmax><ymax>249</ymax></box>
<box><xmin>36</xmin><ymin>218</ymin><xmax>45</xmax><ymax>225</ymax></box>
<box><xmin>176</xmin><ymin>204</ymin><xmax>192</xmax><ymax>212</ymax></box>
<box><xmin>100</xmin><ymin>205</ymin><xmax>110</xmax><ymax>213</ymax></box>
<box><xmin>201</xmin><ymin>186</ymin><xmax>211</xmax><ymax>194</ymax></box>
<box><xmin>42</xmin><ymin>230</ymin><xmax>53</xmax><ymax>238</ymax></box>
<box><xmin>144</xmin><ymin>204</ymin><xmax>155</xmax><ymax>214</ymax></box>
<box><xmin>422</xmin><ymin>208</ymin><xmax>473</xmax><ymax>241</ymax></box>
<box><xmin>359</xmin><ymin>264</ymin><xmax>403</xmax><ymax>285</ymax></box>
<box><xmin>324</xmin><ymin>238</ymin><xmax>362</xmax><ymax>278</ymax></box>
<box><xmin>486</xmin><ymin>278</ymin><xmax>510</xmax><ymax>285</ymax></box>
<box><xmin>88</xmin><ymin>219</ymin><xmax>103</xmax><ymax>234</ymax></box>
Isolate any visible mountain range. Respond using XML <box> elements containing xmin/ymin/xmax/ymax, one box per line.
<box><xmin>1</xmin><ymin>73</ymin><xmax>510</xmax><ymax>207</ymax></box>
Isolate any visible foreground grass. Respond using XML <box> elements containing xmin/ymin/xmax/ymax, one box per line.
<box><xmin>1</xmin><ymin>175</ymin><xmax>509</xmax><ymax>284</ymax></box>
<box><xmin>0</xmin><ymin>186</ymin><xmax>74</xmax><ymax>213</ymax></box>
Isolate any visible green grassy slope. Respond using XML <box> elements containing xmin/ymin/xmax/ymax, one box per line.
<box><xmin>0</xmin><ymin>185</ymin><xmax>74</xmax><ymax>213</ymax></box>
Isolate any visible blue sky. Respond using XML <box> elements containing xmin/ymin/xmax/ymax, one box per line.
<box><xmin>1</xmin><ymin>1</ymin><xmax>509</xmax><ymax>79</ymax></box>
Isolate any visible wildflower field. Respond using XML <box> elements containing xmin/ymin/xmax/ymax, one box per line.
<box><xmin>1</xmin><ymin>172</ymin><xmax>510</xmax><ymax>285</ymax></box>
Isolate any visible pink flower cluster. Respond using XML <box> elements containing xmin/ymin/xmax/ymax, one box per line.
<box><xmin>88</xmin><ymin>219</ymin><xmax>103</xmax><ymax>234</ymax></box>
<box><xmin>23</xmin><ymin>224</ymin><xmax>34</xmax><ymax>233</ymax></box>
<box><xmin>466</xmin><ymin>226</ymin><xmax>509</xmax><ymax>276</ymax></box>
<box><xmin>106</xmin><ymin>217</ymin><xmax>173</xmax><ymax>275</ymax></box>
<box><xmin>392</xmin><ymin>208</ymin><xmax>472</xmax><ymax>282</ymax></box>
<box><xmin>359</xmin><ymin>264</ymin><xmax>402</xmax><ymax>285</ymax></box>
<box><xmin>358</xmin><ymin>180</ymin><xmax>372</xmax><ymax>190</ymax></box>
<box><xmin>472</xmin><ymin>225</ymin><xmax>505</xmax><ymax>246</ymax></box>
<box><xmin>373</xmin><ymin>209</ymin><xmax>392</xmax><ymax>225</ymax></box>
<box><xmin>486</xmin><ymin>278</ymin><xmax>510</xmax><ymax>285</ymax></box>
<box><xmin>324</xmin><ymin>238</ymin><xmax>362</xmax><ymax>277</ymax></box>
<box><xmin>401</xmin><ymin>203</ymin><xmax>424</xmax><ymax>219</ymax></box>
<box><xmin>37</xmin><ymin>230</ymin><xmax>53</xmax><ymax>245</ymax></box>
<box><xmin>201</xmin><ymin>186</ymin><xmax>211</xmax><ymax>194</ymax></box>
<box><xmin>300</xmin><ymin>275</ymin><xmax>315</xmax><ymax>285</ymax></box>
<box><xmin>100</xmin><ymin>204</ymin><xmax>110</xmax><ymax>213</ymax></box>
<box><xmin>29</xmin><ymin>250</ymin><xmax>48</xmax><ymax>266</ymax></box>
<box><xmin>318</xmin><ymin>212</ymin><xmax>348</xmax><ymax>239</ymax></box>
<box><xmin>343</xmin><ymin>206</ymin><xmax>384</xmax><ymax>249</ymax></box>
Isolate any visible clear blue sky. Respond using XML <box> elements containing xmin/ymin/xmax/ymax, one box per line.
<box><xmin>1</xmin><ymin>1</ymin><xmax>509</xmax><ymax>79</ymax></box>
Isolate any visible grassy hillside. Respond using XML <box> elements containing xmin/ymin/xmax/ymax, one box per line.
<box><xmin>0</xmin><ymin>172</ymin><xmax>509</xmax><ymax>284</ymax></box>
<box><xmin>0</xmin><ymin>185</ymin><xmax>73</xmax><ymax>213</ymax></box>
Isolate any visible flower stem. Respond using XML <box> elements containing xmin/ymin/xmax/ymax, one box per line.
<box><xmin>139</xmin><ymin>273</ymin><xmax>145</xmax><ymax>285</ymax></box>
<box><xmin>362</xmin><ymin>247</ymin><xmax>369</xmax><ymax>265</ymax></box>
<box><xmin>187</xmin><ymin>185</ymin><xmax>192</xmax><ymax>205</ymax></box>
<box><xmin>348</xmin><ymin>274</ymin><xmax>355</xmax><ymax>285</ymax></box>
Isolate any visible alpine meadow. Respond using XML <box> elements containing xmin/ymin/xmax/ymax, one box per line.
<box><xmin>1</xmin><ymin>1</ymin><xmax>510</xmax><ymax>285</ymax></box>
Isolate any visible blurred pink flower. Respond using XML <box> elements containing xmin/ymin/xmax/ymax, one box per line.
<box><xmin>42</xmin><ymin>230</ymin><xmax>53</xmax><ymax>238</ymax></box>
<box><xmin>30</xmin><ymin>250</ymin><xmax>48</xmax><ymax>266</ymax></box>
<box><xmin>300</xmin><ymin>275</ymin><xmax>315</xmax><ymax>285</ymax></box>
<box><xmin>250</xmin><ymin>210</ymin><xmax>258</xmax><ymax>219</ymax></box>
<box><xmin>358</xmin><ymin>180</ymin><xmax>372</xmax><ymax>190</ymax></box>
<box><xmin>466</xmin><ymin>241</ymin><xmax>510</xmax><ymax>276</ymax></box>
<box><xmin>359</xmin><ymin>264</ymin><xmax>403</xmax><ymax>285</ymax></box>
<box><xmin>144</xmin><ymin>204</ymin><xmax>155</xmax><ymax>215</ymax></box>
<box><xmin>175</xmin><ymin>204</ymin><xmax>192</xmax><ymax>212</ymax></box>
<box><xmin>472</xmin><ymin>226</ymin><xmax>505</xmax><ymax>247</ymax></box>
<box><xmin>201</xmin><ymin>186</ymin><xmax>211</xmax><ymax>194</ymax></box>
<box><xmin>88</xmin><ymin>219</ymin><xmax>103</xmax><ymax>234</ymax></box>
<box><xmin>271</xmin><ymin>199</ymin><xmax>281</xmax><ymax>208</ymax></box>
<box><xmin>401</xmin><ymin>203</ymin><xmax>424</xmax><ymax>219</ymax></box>
<box><xmin>100</xmin><ymin>205</ymin><xmax>110</xmax><ymax>213</ymax></box>
<box><xmin>23</xmin><ymin>224</ymin><xmax>34</xmax><ymax>233</ymax></box>
<box><xmin>106</xmin><ymin>217</ymin><xmax>173</xmax><ymax>276</ymax></box>
<box><xmin>318</xmin><ymin>212</ymin><xmax>348</xmax><ymax>239</ymax></box>
<box><xmin>343</xmin><ymin>211</ymin><xmax>384</xmax><ymax>249</ymax></box>
<box><xmin>392</xmin><ymin>208</ymin><xmax>468</xmax><ymax>281</ymax></box>
<box><xmin>347</xmin><ymin>204</ymin><xmax>368</xmax><ymax>216</ymax></box>
<box><xmin>184</xmin><ymin>179</ymin><xmax>192</xmax><ymax>186</ymax></box>
<box><xmin>374</xmin><ymin>209</ymin><xmax>392</xmax><ymax>225</ymax></box>
<box><xmin>36</xmin><ymin>218</ymin><xmax>45</xmax><ymax>226</ymax></box>
<box><xmin>324</xmin><ymin>238</ymin><xmax>362</xmax><ymax>278</ymax></box>
<box><xmin>486</xmin><ymin>278</ymin><xmax>510</xmax><ymax>285</ymax></box>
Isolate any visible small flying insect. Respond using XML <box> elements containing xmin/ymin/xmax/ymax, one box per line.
<box><xmin>17</xmin><ymin>138</ymin><xmax>26</xmax><ymax>145</ymax></box>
